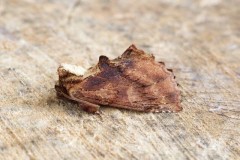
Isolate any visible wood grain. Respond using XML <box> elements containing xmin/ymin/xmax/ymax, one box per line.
<box><xmin>0</xmin><ymin>0</ymin><xmax>239</xmax><ymax>159</ymax></box>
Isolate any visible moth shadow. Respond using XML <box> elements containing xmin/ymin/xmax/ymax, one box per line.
<box><xmin>45</xmin><ymin>88</ymin><xmax>86</xmax><ymax>117</ymax></box>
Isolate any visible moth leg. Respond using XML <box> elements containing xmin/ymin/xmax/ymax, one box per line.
<box><xmin>77</xmin><ymin>101</ymin><xmax>100</xmax><ymax>114</ymax></box>
<box><xmin>55</xmin><ymin>85</ymin><xmax>100</xmax><ymax>114</ymax></box>
<box><xmin>68</xmin><ymin>96</ymin><xmax>101</xmax><ymax>114</ymax></box>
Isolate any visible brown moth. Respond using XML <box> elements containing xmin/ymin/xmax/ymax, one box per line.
<box><xmin>55</xmin><ymin>44</ymin><xmax>182</xmax><ymax>114</ymax></box>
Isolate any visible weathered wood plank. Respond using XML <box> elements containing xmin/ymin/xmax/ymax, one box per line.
<box><xmin>0</xmin><ymin>0</ymin><xmax>239</xmax><ymax>159</ymax></box>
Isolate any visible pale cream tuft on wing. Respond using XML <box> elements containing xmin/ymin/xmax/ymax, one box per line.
<box><xmin>61</xmin><ymin>63</ymin><xmax>86</xmax><ymax>76</ymax></box>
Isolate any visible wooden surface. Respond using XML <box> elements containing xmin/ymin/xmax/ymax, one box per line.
<box><xmin>0</xmin><ymin>0</ymin><xmax>240</xmax><ymax>159</ymax></box>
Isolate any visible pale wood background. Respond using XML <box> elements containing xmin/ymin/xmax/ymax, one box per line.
<box><xmin>0</xmin><ymin>0</ymin><xmax>239</xmax><ymax>160</ymax></box>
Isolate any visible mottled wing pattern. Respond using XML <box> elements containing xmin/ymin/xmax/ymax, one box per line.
<box><xmin>56</xmin><ymin>45</ymin><xmax>181</xmax><ymax>113</ymax></box>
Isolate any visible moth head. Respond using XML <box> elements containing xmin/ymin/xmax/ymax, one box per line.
<box><xmin>57</xmin><ymin>64</ymin><xmax>86</xmax><ymax>91</ymax></box>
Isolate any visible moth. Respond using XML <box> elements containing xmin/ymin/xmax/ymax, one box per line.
<box><xmin>55</xmin><ymin>45</ymin><xmax>182</xmax><ymax>114</ymax></box>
